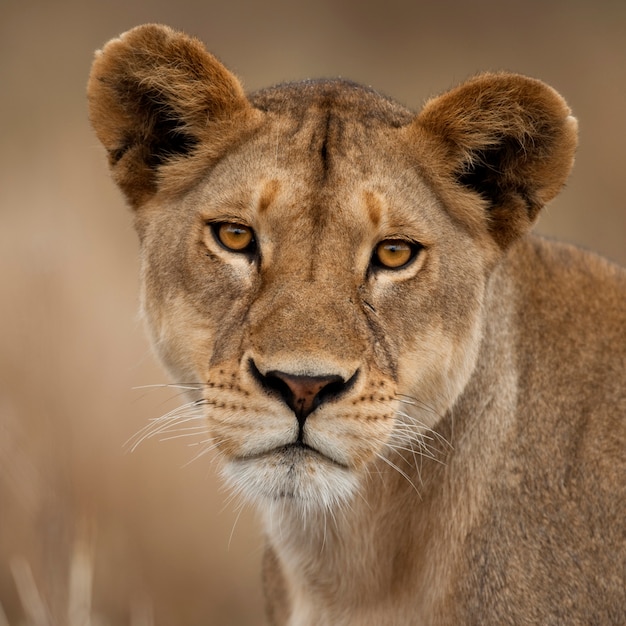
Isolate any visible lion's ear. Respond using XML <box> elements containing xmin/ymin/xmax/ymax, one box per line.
<box><xmin>413</xmin><ymin>73</ymin><xmax>578</xmax><ymax>248</ymax></box>
<box><xmin>87</xmin><ymin>24</ymin><xmax>255</xmax><ymax>207</ymax></box>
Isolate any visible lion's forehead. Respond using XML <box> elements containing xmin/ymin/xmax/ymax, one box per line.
<box><xmin>191</xmin><ymin>113</ymin><xmax>444</xmax><ymax>249</ymax></box>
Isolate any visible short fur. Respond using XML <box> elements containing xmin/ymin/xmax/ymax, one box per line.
<box><xmin>88</xmin><ymin>25</ymin><xmax>626</xmax><ymax>625</ymax></box>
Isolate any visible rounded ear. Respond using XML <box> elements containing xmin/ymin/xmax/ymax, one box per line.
<box><xmin>87</xmin><ymin>24</ymin><xmax>256</xmax><ymax>207</ymax></box>
<box><xmin>413</xmin><ymin>73</ymin><xmax>578</xmax><ymax>248</ymax></box>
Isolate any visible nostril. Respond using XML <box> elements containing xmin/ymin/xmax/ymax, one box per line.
<box><xmin>249</xmin><ymin>360</ymin><xmax>358</xmax><ymax>424</ymax></box>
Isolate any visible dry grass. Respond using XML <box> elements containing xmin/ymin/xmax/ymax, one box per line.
<box><xmin>5</xmin><ymin>536</ymin><xmax>154</xmax><ymax>626</ymax></box>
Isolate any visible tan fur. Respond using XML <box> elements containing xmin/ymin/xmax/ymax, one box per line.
<box><xmin>88</xmin><ymin>25</ymin><xmax>626</xmax><ymax>625</ymax></box>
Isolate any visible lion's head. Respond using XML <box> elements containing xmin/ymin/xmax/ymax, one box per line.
<box><xmin>88</xmin><ymin>24</ymin><xmax>576</xmax><ymax>514</ymax></box>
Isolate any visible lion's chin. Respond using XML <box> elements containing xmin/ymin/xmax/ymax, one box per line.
<box><xmin>221</xmin><ymin>444</ymin><xmax>360</xmax><ymax>515</ymax></box>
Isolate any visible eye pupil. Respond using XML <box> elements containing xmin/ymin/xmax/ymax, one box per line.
<box><xmin>214</xmin><ymin>222</ymin><xmax>255</xmax><ymax>252</ymax></box>
<box><xmin>374</xmin><ymin>239</ymin><xmax>417</xmax><ymax>269</ymax></box>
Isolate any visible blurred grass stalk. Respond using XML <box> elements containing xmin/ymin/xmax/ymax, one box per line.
<box><xmin>4</xmin><ymin>531</ymin><xmax>153</xmax><ymax>626</ymax></box>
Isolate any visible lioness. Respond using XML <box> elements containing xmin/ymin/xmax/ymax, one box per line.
<box><xmin>88</xmin><ymin>24</ymin><xmax>626</xmax><ymax>625</ymax></box>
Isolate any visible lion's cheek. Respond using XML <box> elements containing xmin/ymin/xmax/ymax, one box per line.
<box><xmin>396</xmin><ymin>318</ymin><xmax>483</xmax><ymax>422</ymax></box>
<box><xmin>139</xmin><ymin>289</ymin><xmax>215</xmax><ymax>385</ymax></box>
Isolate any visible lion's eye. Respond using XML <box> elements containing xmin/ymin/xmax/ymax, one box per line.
<box><xmin>373</xmin><ymin>239</ymin><xmax>420</xmax><ymax>270</ymax></box>
<box><xmin>212</xmin><ymin>222</ymin><xmax>256</xmax><ymax>253</ymax></box>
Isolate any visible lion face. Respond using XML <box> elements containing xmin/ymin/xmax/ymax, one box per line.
<box><xmin>137</xmin><ymin>109</ymin><xmax>488</xmax><ymax>512</ymax></box>
<box><xmin>88</xmin><ymin>25</ymin><xmax>576</xmax><ymax>514</ymax></box>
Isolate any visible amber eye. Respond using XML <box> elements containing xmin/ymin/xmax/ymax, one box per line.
<box><xmin>373</xmin><ymin>239</ymin><xmax>419</xmax><ymax>270</ymax></box>
<box><xmin>212</xmin><ymin>222</ymin><xmax>256</xmax><ymax>253</ymax></box>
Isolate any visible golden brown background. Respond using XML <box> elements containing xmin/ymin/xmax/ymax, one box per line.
<box><xmin>1</xmin><ymin>0</ymin><xmax>624</xmax><ymax>624</ymax></box>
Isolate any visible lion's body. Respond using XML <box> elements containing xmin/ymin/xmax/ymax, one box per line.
<box><xmin>89</xmin><ymin>25</ymin><xmax>626</xmax><ymax>625</ymax></box>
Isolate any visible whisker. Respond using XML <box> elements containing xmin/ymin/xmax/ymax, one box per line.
<box><xmin>392</xmin><ymin>425</ymin><xmax>438</xmax><ymax>445</ymax></box>
<box><xmin>188</xmin><ymin>437</ymin><xmax>217</xmax><ymax>447</ymax></box>
<box><xmin>127</xmin><ymin>419</ymin><xmax>195</xmax><ymax>451</ymax></box>
<box><xmin>158</xmin><ymin>430</ymin><xmax>209</xmax><ymax>443</ymax></box>
<box><xmin>395</xmin><ymin>393</ymin><xmax>438</xmax><ymax>407</ymax></box>
<box><xmin>220</xmin><ymin>479</ymin><xmax>249</xmax><ymax>516</ymax></box>
<box><xmin>125</xmin><ymin>399</ymin><xmax>208</xmax><ymax>452</ymax></box>
<box><xmin>130</xmin><ymin>383</ymin><xmax>208</xmax><ymax>409</ymax></box>
<box><xmin>398</xmin><ymin>436</ymin><xmax>425</xmax><ymax>488</ymax></box>
<box><xmin>393</xmin><ymin>410</ymin><xmax>453</xmax><ymax>450</ymax></box>
<box><xmin>391</xmin><ymin>430</ymin><xmax>450</xmax><ymax>467</ymax></box>
<box><xmin>374</xmin><ymin>451</ymin><xmax>421</xmax><ymax>499</ymax></box>
<box><xmin>387</xmin><ymin>438</ymin><xmax>438</xmax><ymax>461</ymax></box>
<box><xmin>149</xmin><ymin>418</ymin><xmax>207</xmax><ymax>435</ymax></box>
<box><xmin>182</xmin><ymin>440</ymin><xmax>220</xmax><ymax>468</ymax></box>
<box><xmin>132</xmin><ymin>383</ymin><xmax>207</xmax><ymax>391</ymax></box>
<box><xmin>228</xmin><ymin>500</ymin><xmax>248</xmax><ymax>552</ymax></box>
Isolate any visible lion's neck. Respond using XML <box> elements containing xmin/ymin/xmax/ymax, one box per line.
<box><xmin>263</xmin><ymin>457</ymin><xmax>440</xmax><ymax>623</ymax></box>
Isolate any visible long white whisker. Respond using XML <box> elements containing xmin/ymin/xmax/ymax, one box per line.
<box><xmin>228</xmin><ymin>501</ymin><xmax>248</xmax><ymax>551</ymax></box>
<box><xmin>149</xmin><ymin>418</ymin><xmax>207</xmax><ymax>435</ymax></box>
<box><xmin>390</xmin><ymin>426</ymin><xmax>450</xmax><ymax>467</ymax></box>
<box><xmin>400</xmin><ymin>436</ymin><xmax>425</xmax><ymax>488</ymax></box>
<box><xmin>158</xmin><ymin>430</ymin><xmax>209</xmax><ymax>443</ymax></box>
<box><xmin>394</xmin><ymin>394</ymin><xmax>442</xmax><ymax>415</ymax></box>
<box><xmin>388</xmin><ymin>438</ymin><xmax>439</xmax><ymax>462</ymax></box>
<box><xmin>374</xmin><ymin>451</ymin><xmax>421</xmax><ymax>499</ymax></box>
<box><xmin>132</xmin><ymin>383</ymin><xmax>207</xmax><ymax>391</ymax></box>
<box><xmin>393</xmin><ymin>409</ymin><xmax>453</xmax><ymax>449</ymax></box>
<box><xmin>125</xmin><ymin>399</ymin><xmax>208</xmax><ymax>452</ymax></box>
<box><xmin>182</xmin><ymin>440</ymin><xmax>220</xmax><ymax>467</ymax></box>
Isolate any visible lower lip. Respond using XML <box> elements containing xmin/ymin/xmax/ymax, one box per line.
<box><xmin>240</xmin><ymin>441</ymin><xmax>347</xmax><ymax>469</ymax></box>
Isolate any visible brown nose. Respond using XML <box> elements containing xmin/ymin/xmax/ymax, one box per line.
<box><xmin>251</xmin><ymin>362</ymin><xmax>356</xmax><ymax>426</ymax></box>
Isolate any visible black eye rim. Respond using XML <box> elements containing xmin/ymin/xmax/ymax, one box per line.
<box><xmin>370</xmin><ymin>238</ymin><xmax>423</xmax><ymax>271</ymax></box>
<box><xmin>209</xmin><ymin>221</ymin><xmax>257</xmax><ymax>256</ymax></box>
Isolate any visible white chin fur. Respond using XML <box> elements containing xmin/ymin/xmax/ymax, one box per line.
<box><xmin>221</xmin><ymin>446</ymin><xmax>360</xmax><ymax>516</ymax></box>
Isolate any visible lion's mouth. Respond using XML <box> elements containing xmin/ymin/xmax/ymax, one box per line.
<box><xmin>237</xmin><ymin>441</ymin><xmax>349</xmax><ymax>470</ymax></box>
<box><xmin>222</xmin><ymin>435</ymin><xmax>360</xmax><ymax>509</ymax></box>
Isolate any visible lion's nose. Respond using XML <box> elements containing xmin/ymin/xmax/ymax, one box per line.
<box><xmin>251</xmin><ymin>362</ymin><xmax>358</xmax><ymax>426</ymax></box>
<box><xmin>266</xmin><ymin>372</ymin><xmax>343</xmax><ymax>422</ymax></box>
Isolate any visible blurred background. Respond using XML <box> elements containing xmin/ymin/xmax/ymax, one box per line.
<box><xmin>0</xmin><ymin>0</ymin><xmax>624</xmax><ymax>624</ymax></box>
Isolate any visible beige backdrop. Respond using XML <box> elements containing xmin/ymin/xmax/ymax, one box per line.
<box><xmin>1</xmin><ymin>0</ymin><xmax>624</xmax><ymax>624</ymax></box>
